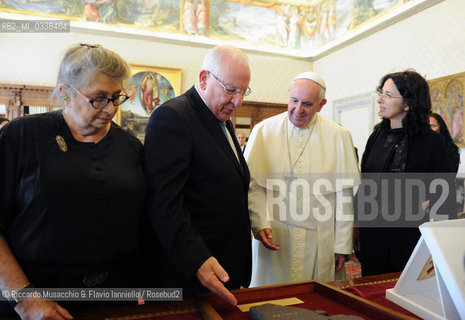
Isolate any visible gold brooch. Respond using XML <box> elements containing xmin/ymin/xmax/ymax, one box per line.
<box><xmin>56</xmin><ymin>135</ymin><xmax>68</xmax><ymax>152</ymax></box>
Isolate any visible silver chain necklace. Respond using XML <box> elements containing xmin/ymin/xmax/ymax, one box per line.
<box><xmin>284</xmin><ymin>119</ymin><xmax>315</xmax><ymax>183</ymax></box>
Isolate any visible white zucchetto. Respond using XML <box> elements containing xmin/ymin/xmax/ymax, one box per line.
<box><xmin>293</xmin><ymin>72</ymin><xmax>326</xmax><ymax>90</ymax></box>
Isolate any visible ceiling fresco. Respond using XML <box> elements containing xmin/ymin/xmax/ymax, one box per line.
<box><xmin>0</xmin><ymin>0</ymin><xmax>441</xmax><ymax>57</ymax></box>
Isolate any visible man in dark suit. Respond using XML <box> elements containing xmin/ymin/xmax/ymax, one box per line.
<box><xmin>143</xmin><ymin>45</ymin><xmax>252</xmax><ymax>305</ymax></box>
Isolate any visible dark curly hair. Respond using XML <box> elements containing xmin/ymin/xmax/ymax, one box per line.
<box><xmin>429</xmin><ymin>112</ymin><xmax>459</xmax><ymax>154</ymax></box>
<box><xmin>377</xmin><ymin>69</ymin><xmax>431</xmax><ymax>137</ymax></box>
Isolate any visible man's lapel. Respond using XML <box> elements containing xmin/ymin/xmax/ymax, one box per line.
<box><xmin>188</xmin><ymin>88</ymin><xmax>246</xmax><ymax>178</ymax></box>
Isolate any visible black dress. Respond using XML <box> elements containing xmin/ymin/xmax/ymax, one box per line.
<box><xmin>356</xmin><ymin>124</ymin><xmax>452</xmax><ymax>276</ymax></box>
<box><xmin>445</xmin><ymin>141</ymin><xmax>460</xmax><ymax>174</ymax></box>
<box><xmin>0</xmin><ymin>111</ymin><xmax>146</xmax><ymax>314</ymax></box>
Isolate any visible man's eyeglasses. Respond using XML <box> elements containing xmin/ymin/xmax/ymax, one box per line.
<box><xmin>377</xmin><ymin>91</ymin><xmax>403</xmax><ymax>100</ymax></box>
<box><xmin>210</xmin><ymin>73</ymin><xmax>251</xmax><ymax>97</ymax></box>
<box><xmin>70</xmin><ymin>86</ymin><xmax>130</xmax><ymax>109</ymax></box>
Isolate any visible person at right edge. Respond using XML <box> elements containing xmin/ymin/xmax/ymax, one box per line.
<box><xmin>355</xmin><ymin>70</ymin><xmax>455</xmax><ymax>276</ymax></box>
<box><xmin>429</xmin><ymin>112</ymin><xmax>460</xmax><ymax>174</ymax></box>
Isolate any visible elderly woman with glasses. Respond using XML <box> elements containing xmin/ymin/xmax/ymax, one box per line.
<box><xmin>355</xmin><ymin>70</ymin><xmax>453</xmax><ymax>277</ymax></box>
<box><xmin>0</xmin><ymin>44</ymin><xmax>146</xmax><ymax>319</ymax></box>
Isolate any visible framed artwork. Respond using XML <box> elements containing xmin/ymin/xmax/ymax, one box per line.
<box><xmin>117</xmin><ymin>65</ymin><xmax>181</xmax><ymax>143</ymax></box>
<box><xmin>428</xmin><ymin>71</ymin><xmax>465</xmax><ymax>148</ymax></box>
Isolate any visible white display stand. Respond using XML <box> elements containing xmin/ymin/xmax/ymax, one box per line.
<box><xmin>386</xmin><ymin>219</ymin><xmax>465</xmax><ymax>320</ymax></box>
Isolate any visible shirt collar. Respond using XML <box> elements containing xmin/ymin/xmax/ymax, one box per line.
<box><xmin>194</xmin><ymin>84</ymin><xmax>226</xmax><ymax>124</ymax></box>
<box><xmin>194</xmin><ymin>84</ymin><xmax>224</xmax><ymax>124</ymax></box>
<box><xmin>194</xmin><ymin>84</ymin><xmax>210</xmax><ymax>109</ymax></box>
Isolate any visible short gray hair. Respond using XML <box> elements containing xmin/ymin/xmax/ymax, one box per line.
<box><xmin>201</xmin><ymin>45</ymin><xmax>249</xmax><ymax>77</ymax></box>
<box><xmin>318</xmin><ymin>86</ymin><xmax>326</xmax><ymax>102</ymax></box>
<box><xmin>53</xmin><ymin>44</ymin><xmax>131</xmax><ymax>101</ymax></box>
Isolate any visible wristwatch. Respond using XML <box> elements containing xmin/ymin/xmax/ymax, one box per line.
<box><xmin>9</xmin><ymin>283</ymin><xmax>35</xmax><ymax>308</ymax></box>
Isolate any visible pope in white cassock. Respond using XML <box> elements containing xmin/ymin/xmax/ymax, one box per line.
<box><xmin>244</xmin><ymin>72</ymin><xmax>361</xmax><ymax>285</ymax></box>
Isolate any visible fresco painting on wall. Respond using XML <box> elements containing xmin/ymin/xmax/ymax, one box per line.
<box><xmin>1</xmin><ymin>0</ymin><xmax>83</xmax><ymax>17</ymax></box>
<box><xmin>118</xmin><ymin>65</ymin><xmax>181</xmax><ymax>143</ymax></box>
<box><xmin>196</xmin><ymin>0</ymin><xmax>403</xmax><ymax>50</ymax></box>
<box><xmin>429</xmin><ymin>73</ymin><xmax>465</xmax><ymax>148</ymax></box>
<box><xmin>182</xmin><ymin>0</ymin><xmax>208</xmax><ymax>35</ymax></box>
<box><xmin>349</xmin><ymin>0</ymin><xmax>402</xmax><ymax>29</ymax></box>
<box><xmin>2</xmin><ymin>0</ymin><xmax>180</xmax><ymax>29</ymax></box>
<box><xmin>0</xmin><ymin>0</ymin><xmax>432</xmax><ymax>55</ymax></box>
<box><xmin>213</xmin><ymin>1</ymin><xmax>276</xmax><ymax>46</ymax></box>
<box><xmin>118</xmin><ymin>0</ymin><xmax>180</xmax><ymax>30</ymax></box>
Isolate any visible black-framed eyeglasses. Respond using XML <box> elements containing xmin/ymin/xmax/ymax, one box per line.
<box><xmin>70</xmin><ymin>86</ymin><xmax>130</xmax><ymax>109</ymax></box>
<box><xmin>210</xmin><ymin>72</ymin><xmax>251</xmax><ymax>97</ymax></box>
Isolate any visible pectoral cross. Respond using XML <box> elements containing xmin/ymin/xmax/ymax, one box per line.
<box><xmin>284</xmin><ymin>170</ymin><xmax>297</xmax><ymax>184</ymax></box>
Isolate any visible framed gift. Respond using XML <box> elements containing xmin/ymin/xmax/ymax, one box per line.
<box><xmin>386</xmin><ymin>219</ymin><xmax>465</xmax><ymax>319</ymax></box>
<box><xmin>117</xmin><ymin>65</ymin><xmax>181</xmax><ymax>143</ymax></box>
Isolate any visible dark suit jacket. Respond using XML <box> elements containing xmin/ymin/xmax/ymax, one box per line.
<box><xmin>142</xmin><ymin>86</ymin><xmax>251</xmax><ymax>296</ymax></box>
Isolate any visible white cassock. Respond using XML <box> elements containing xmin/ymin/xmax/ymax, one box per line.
<box><xmin>244</xmin><ymin>112</ymin><xmax>360</xmax><ymax>286</ymax></box>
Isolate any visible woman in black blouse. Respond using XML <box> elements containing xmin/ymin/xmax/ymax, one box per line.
<box><xmin>429</xmin><ymin>112</ymin><xmax>460</xmax><ymax>173</ymax></box>
<box><xmin>356</xmin><ymin>70</ymin><xmax>452</xmax><ymax>276</ymax></box>
<box><xmin>0</xmin><ymin>44</ymin><xmax>146</xmax><ymax>318</ymax></box>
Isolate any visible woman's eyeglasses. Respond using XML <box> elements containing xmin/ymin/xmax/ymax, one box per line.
<box><xmin>70</xmin><ymin>86</ymin><xmax>130</xmax><ymax>109</ymax></box>
<box><xmin>377</xmin><ymin>91</ymin><xmax>403</xmax><ymax>100</ymax></box>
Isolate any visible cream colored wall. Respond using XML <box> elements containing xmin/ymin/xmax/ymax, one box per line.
<box><xmin>0</xmin><ymin>31</ymin><xmax>310</xmax><ymax>104</ymax></box>
<box><xmin>314</xmin><ymin>0</ymin><xmax>465</xmax><ymax>164</ymax></box>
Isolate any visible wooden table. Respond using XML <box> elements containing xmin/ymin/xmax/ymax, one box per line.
<box><xmin>0</xmin><ymin>299</ymin><xmax>212</xmax><ymax>320</ymax></box>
